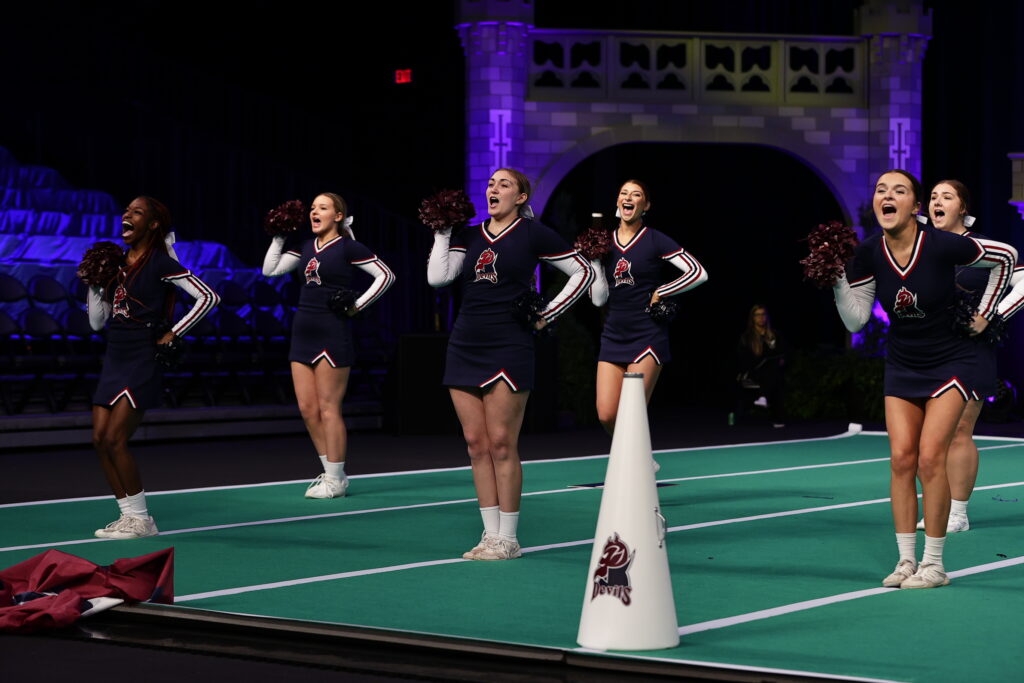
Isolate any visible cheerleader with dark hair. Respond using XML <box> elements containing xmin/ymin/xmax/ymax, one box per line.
<box><xmin>915</xmin><ymin>180</ymin><xmax>1024</xmax><ymax>533</ymax></box>
<box><xmin>428</xmin><ymin>168</ymin><xmax>593</xmax><ymax>560</ymax></box>
<box><xmin>831</xmin><ymin>170</ymin><xmax>1017</xmax><ymax>588</ymax></box>
<box><xmin>86</xmin><ymin>196</ymin><xmax>219</xmax><ymax>539</ymax></box>
<box><xmin>588</xmin><ymin>180</ymin><xmax>708</xmax><ymax>437</ymax></box>
<box><xmin>262</xmin><ymin>193</ymin><xmax>395</xmax><ymax>499</ymax></box>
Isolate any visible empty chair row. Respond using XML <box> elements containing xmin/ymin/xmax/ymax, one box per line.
<box><xmin>0</xmin><ymin>273</ymin><xmax>89</xmax><ymax>307</ymax></box>
<box><xmin>0</xmin><ymin>267</ymin><xmax>289</xmax><ymax>311</ymax></box>
<box><xmin>0</xmin><ymin>306</ymin><xmax>293</xmax><ymax>348</ymax></box>
<box><xmin>1</xmin><ymin>187</ymin><xmax>118</xmax><ymax>213</ymax></box>
<box><xmin>0</xmin><ymin>209</ymin><xmax>121</xmax><ymax>237</ymax></box>
<box><xmin>0</xmin><ymin>165</ymin><xmax>71</xmax><ymax>191</ymax></box>
<box><xmin>0</xmin><ymin>235</ymin><xmax>249</xmax><ymax>273</ymax></box>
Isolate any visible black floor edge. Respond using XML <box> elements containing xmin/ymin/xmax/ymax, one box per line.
<box><xmin>58</xmin><ymin>602</ymin><xmax>857</xmax><ymax>683</ymax></box>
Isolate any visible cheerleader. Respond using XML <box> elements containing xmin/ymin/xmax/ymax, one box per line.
<box><xmin>832</xmin><ymin>170</ymin><xmax>1017</xmax><ymax>588</ymax></box>
<box><xmin>589</xmin><ymin>180</ymin><xmax>707</xmax><ymax>436</ymax></box>
<box><xmin>89</xmin><ymin>196</ymin><xmax>219</xmax><ymax>539</ymax></box>
<box><xmin>917</xmin><ymin>180</ymin><xmax>1024</xmax><ymax>533</ymax></box>
<box><xmin>263</xmin><ymin>193</ymin><xmax>395</xmax><ymax>498</ymax></box>
<box><xmin>427</xmin><ymin>168</ymin><xmax>593</xmax><ymax>560</ymax></box>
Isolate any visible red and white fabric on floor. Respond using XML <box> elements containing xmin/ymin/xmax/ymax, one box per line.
<box><xmin>0</xmin><ymin>547</ymin><xmax>173</xmax><ymax>632</ymax></box>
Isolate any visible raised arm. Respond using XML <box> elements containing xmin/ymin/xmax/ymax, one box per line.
<box><xmin>588</xmin><ymin>260</ymin><xmax>608</xmax><ymax>306</ymax></box>
<box><xmin>538</xmin><ymin>251</ymin><xmax>594</xmax><ymax>323</ymax></box>
<box><xmin>656</xmin><ymin>248</ymin><xmax>708</xmax><ymax>297</ymax></box>
<box><xmin>162</xmin><ymin>272</ymin><xmax>220</xmax><ymax>337</ymax></box>
<box><xmin>352</xmin><ymin>257</ymin><xmax>396</xmax><ymax>311</ymax></box>
<box><xmin>426</xmin><ymin>228</ymin><xmax>465</xmax><ymax>287</ymax></box>
<box><xmin>832</xmin><ymin>272</ymin><xmax>876</xmax><ymax>333</ymax></box>
<box><xmin>87</xmin><ymin>286</ymin><xmax>111</xmax><ymax>331</ymax></box>
<box><xmin>262</xmin><ymin>236</ymin><xmax>302</xmax><ymax>277</ymax></box>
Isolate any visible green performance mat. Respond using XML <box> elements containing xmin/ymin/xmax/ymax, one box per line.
<box><xmin>3</xmin><ymin>428</ymin><xmax>1023</xmax><ymax>682</ymax></box>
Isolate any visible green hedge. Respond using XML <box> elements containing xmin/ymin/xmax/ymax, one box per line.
<box><xmin>784</xmin><ymin>350</ymin><xmax>884</xmax><ymax>422</ymax></box>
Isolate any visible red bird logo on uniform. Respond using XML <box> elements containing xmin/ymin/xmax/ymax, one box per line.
<box><xmin>591</xmin><ymin>532</ymin><xmax>635</xmax><ymax>605</ymax></box>
<box><xmin>304</xmin><ymin>257</ymin><xmax>322</xmax><ymax>285</ymax></box>
<box><xmin>112</xmin><ymin>285</ymin><xmax>129</xmax><ymax>318</ymax></box>
<box><xmin>474</xmin><ymin>248</ymin><xmax>498</xmax><ymax>283</ymax></box>
<box><xmin>613</xmin><ymin>257</ymin><xmax>634</xmax><ymax>287</ymax></box>
<box><xmin>893</xmin><ymin>286</ymin><xmax>925</xmax><ymax>319</ymax></box>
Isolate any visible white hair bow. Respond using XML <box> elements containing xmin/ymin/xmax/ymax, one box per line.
<box><xmin>341</xmin><ymin>215</ymin><xmax>355</xmax><ymax>239</ymax></box>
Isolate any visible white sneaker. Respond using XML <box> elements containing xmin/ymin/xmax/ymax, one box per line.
<box><xmin>305</xmin><ymin>473</ymin><xmax>348</xmax><ymax>499</ymax></box>
<box><xmin>901</xmin><ymin>562</ymin><xmax>949</xmax><ymax>589</ymax></box>
<box><xmin>882</xmin><ymin>559</ymin><xmax>917</xmax><ymax>587</ymax></box>
<box><xmin>947</xmin><ymin>513</ymin><xmax>970</xmax><ymax>533</ymax></box>
<box><xmin>103</xmin><ymin>515</ymin><xmax>159</xmax><ymax>540</ymax></box>
<box><xmin>916</xmin><ymin>514</ymin><xmax>970</xmax><ymax>533</ymax></box>
<box><xmin>94</xmin><ymin>515</ymin><xmax>129</xmax><ymax>539</ymax></box>
<box><xmin>652</xmin><ymin>459</ymin><xmax>661</xmax><ymax>473</ymax></box>
<box><xmin>462</xmin><ymin>532</ymin><xmax>497</xmax><ymax>560</ymax></box>
<box><xmin>476</xmin><ymin>536</ymin><xmax>522</xmax><ymax>561</ymax></box>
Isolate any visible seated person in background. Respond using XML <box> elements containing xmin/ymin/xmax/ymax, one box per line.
<box><xmin>736</xmin><ymin>304</ymin><xmax>786</xmax><ymax>426</ymax></box>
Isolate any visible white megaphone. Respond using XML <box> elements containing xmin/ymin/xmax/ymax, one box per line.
<box><xmin>577</xmin><ymin>372</ymin><xmax>679</xmax><ymax>650</ymax></box>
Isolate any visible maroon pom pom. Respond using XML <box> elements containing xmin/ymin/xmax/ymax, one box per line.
<box><xmin>263</xmin><ymin>199</ymin><xmax>306</xmax><ymax>236</ymax></box>
<box><xmin>77</xmin><ymin>241</ymin><xmax>125</xmax><ymax>287</ymax></box>
<box><xmin>418</xmin><ymin>190</ymin><xmax>476</xmax><ymax>231</ymax></box>
<box><xmin>574</xmin><ymin>226</ymin><xmax>612</xmax><ymax>261</ymax></box>
<box><xmin>799</xmin><ymin>221</ymin><xmax>859</xmax><ymax>288</ymax></box>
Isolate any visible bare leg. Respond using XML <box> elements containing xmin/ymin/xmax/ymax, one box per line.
<box><xmin>917</xmin><ymin>391</ymin><xmax>963</xmax><ymax>537</ymax></box>
<box><xmin>313</xmin><ymin>362</ymin><xmax>351</xmax><ymax>463</ymax></box>
<box><xmin>292</xmin><ymin>361</ymin><xmax>325</xmax><ymax>456</ymax></box>
<box><xmin>481</xmin><ymin>382</ymin><xmax>530</xmax><ymax>512</ymax></box>
<box><xmin>947</xmin><ymin>399</ymin><xmax>982</xmax><ymax>502</ymax></box>
<box><xmin>450</xmin><ymin>387</ymin><xmax>497</xmax><ymax>507</ymax></box>
<box><xmin>884</xmin><ymin>396</ymin><xmax>925</xmax><ymax>534</ymax></box>
<box><xmin>595</xmin><ymin>357</ymin><xmax>662</xmax><ymax>435</ymax></box>
<box><xmin>595</xmin><ymin>362</ymin><xmax>625</xmax><ymax>435</ymax></box>
<box><xmin>92</xmin><ymin>399</ymin><xmax>145</xmax><ymax>498</ymax></box>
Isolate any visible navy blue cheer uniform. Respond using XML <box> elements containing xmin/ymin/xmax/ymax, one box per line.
<box><xmin>428</xmin><ymin>217</ymin><xmax>593</xmax><ymax>391</ymax></box>
<box><xmin>265</xmin><ymin>234</ymin><xmax>395</xmax><ymax>368</ymax></box>
<box><xmin>90</xmin><ymin>248</ymin><xmax>218</xmax><ymax>410</ymax></box>
<box><xmin>594</xmin><ymin>226</ymin><xmax>707</xmax><ymax>365</ymax></box>
<box><xmin>844</xmin><ymin>226</ymin><xmax>1015</xmax><ymax>400</ymax></box>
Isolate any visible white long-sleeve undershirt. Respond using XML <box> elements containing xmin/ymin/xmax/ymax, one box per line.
<box><xmin>426</xmin><ymin>229</ymin><xmax>594</xmax><ymax>323</ymax></box>
<box><xmin>86</xmin><ymin>272</ymin><xmax>220</xmax><ymax>337</ymax></box>
<box><xmin>588</xmin><ymin>250</ymin><xmax>708</xmax><ymax>307</ymax></box>
<box><xmin>262</xmin><ymin>236</ymin><xmax>395</xmax><ymax>312</ymax></box>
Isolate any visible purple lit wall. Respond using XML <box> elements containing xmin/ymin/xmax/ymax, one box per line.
<box><xmin>456</xmin><ymin>1</ymin><xmax>534</xmax><ymax>220</ymax></box>
<box><xmin>456</xmin><ymin>1</ymin><xmax>933</xmax><ymax>237</ymax></box>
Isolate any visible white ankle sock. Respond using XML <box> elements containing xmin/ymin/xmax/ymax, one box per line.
<box><xmin>950</xmin><ymin>499</ymin><xmax>969</xmax><ymax>516</ymax></box>
<box><xmin>498</xmin><ymin>511</ymin><xmax>519</xmax><ymax>541</ymax></box>
<box><xmin>318</xmin><ymin>454</ymin><xmax>328</xmax><ymax>471</ymax></box>
<box><xmin>896</xmin><ymin>532</ymin><xmax>916</xmax><ymax>563</ymax></box>
<box><xmin>116</xmin><ymin>497</ymin><xmax>131</xmax><ymax>517</ymax></box>
<box><xmin>125</xmin><ymin>491</ymin><xmax>148</xmax><ymax>518</ymax></box>
<box><xmin>324</xmin><ymin>460</ymin><xmax>345</xmax><ymax>479</ymax></box>
<box><xmin>922</xmin><ymin>535</ymin><xmax>945</xmax><ymax>567</ymax></box>
<box><xmin>479</xmin><ymin>506</ymin><xmax>499</xmax><ymax>535</ymax></box>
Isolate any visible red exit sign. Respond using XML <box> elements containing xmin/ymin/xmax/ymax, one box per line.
<box><xmin>394</xmin><ymin>69</ymin><xmax>413</xmax><ymax>84</ymax></box>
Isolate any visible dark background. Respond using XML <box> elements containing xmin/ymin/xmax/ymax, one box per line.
<box><xmin>4</xmin><ymin>0</ymin><xmax>1023</xmax><ymax>409</ymax></box>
